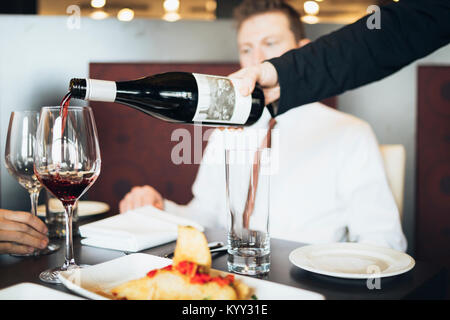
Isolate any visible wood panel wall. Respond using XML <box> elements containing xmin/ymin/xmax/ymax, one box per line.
<box><xmin>416</xmin><ymin>66</ymin><xmax>450</xmax><ymax>266</ymax></box>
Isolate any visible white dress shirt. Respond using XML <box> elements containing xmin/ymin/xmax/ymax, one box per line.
<box><xmin>165</xmin><ymin>103</ymin><xmax>407</xmax><ymax>252</ymax></box>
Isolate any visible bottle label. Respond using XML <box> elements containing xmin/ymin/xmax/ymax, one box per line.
<box><xmin>192</xmin><ymin>73</ymin><xmax>252</xmax><ymax>124</ymax></box>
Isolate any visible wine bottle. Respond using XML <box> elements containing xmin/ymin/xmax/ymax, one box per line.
<box><xmin>68</xmin><ymin>72</ymin><xmax>268</xmax><ymax>126</ymax></box>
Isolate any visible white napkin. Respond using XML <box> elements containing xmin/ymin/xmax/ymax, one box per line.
<box><xmin>79</xmin><ymin>205</ymin><xmax>204</xmax><ymax>252</ymax></box>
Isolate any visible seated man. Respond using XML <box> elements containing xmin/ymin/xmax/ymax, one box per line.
<box><xmin>120</xmin><ymin>0</ymin><xmax>407</xmax><ymax>251</ymax></box>
<box><xmin>0</xmin><ymin>209</ymin><xmax>49</xmax><ymax>254</ymax></box>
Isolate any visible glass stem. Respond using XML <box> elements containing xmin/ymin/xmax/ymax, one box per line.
<box><xmin>63</xmin><ymin>204</ymin><xmax>76</xmax><ymax>270</ymax></box>
<box><xmin>28</xmin><ymin>191</ymin><xmax>41</xmax><ymax>256</ymax></box>
<box><xmin>29</xmin><ymin>192</ymin><xmax>39</xmax><ymax>217</ymax></box>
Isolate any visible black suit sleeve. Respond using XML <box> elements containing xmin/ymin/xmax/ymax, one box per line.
<box><xmin>268</xmin><ymin>0</ymin><xmax>450</xmax><ymax>115</ymax></box>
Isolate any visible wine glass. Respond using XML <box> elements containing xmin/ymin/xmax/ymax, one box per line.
<box><xmin>4</xmin><ymin>110</ymin><xmax>60</xmax><ymax>256</ymax></box>
<box><xmin>34</xmin><ymin>106</ymin><xmax>101</xmax><ymax>284</ymax></box>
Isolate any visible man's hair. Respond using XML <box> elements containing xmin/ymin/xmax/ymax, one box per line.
<box><xmin>233</xmin><ymin>0</ymin><xmax>305</xmax><ymax>41</ymax></box>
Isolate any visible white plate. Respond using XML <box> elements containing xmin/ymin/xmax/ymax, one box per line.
<box><xmin>58</xmin><ymin>253</ymin><xmax>324</xmax><ymax>300</ymax></box>
<box><xmin>289</xmin><ymin>243</ymin><xmax>415</xmax><ymax>279</ymax></box>
<box><xmin>0</xmin><ymin>282</ymin><xmax>84</xmax><ymax>300</ymax></box>
<box><xmin>37</xmin><ymin>201</ymin><xmax>110</xmax><ymax>218</ymax></box>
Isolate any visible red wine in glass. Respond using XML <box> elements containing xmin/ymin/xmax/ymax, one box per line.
<box><xmin>38</xmin><ymin>174</ymin><xmax>97</xmax><ymax>207</ymax></box>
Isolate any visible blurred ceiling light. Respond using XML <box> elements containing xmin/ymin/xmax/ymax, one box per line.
<box><xmin>205</xmin><ymin>0</ymin><xmax>217</xmax><ymax>12</ymax></box>
<box><xmin>117</xmin><ymin>8</ymin><xmax>134</xmax><ymax>22</ymax></box>
<box><xmin>303</xmin><ymin>1</ymin><xmax>320</xmax><ymax>15</ymax></box>
<box><xmin>163</xmin><ymin>12</ymin><xmax>181</xmax><ymax>22</ymax></box>
<box><xmin>163</xmin><ymin>0</ymin><xmax>180</xmax><ymax>12</ymax></box>
<box><xmin>301</xmin><ymin>14</ymin><xmax>319</xmax><ymax>24</ymax></box>
<box><xmin>90</xmin><ymin>10</ymin><xmax>109</xmax><ymax>20</ymax></box>
<box><xmin>91</xmin><ymin>0</ymin><xmax>106</xmax><ymax>9</ymax></box>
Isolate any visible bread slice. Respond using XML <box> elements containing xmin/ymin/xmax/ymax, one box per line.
<box><xmin>173</xmin><ymin>226</ymin><xmax>211</xmax><ymax>273</ymax></box>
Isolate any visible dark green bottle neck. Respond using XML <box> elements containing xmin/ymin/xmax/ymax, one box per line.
<box><xmin>69</xmin><ymin>78</ymin><xmax>87</xmax><ymax>100</ymax></box>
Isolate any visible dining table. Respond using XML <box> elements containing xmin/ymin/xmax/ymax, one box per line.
<box><xmin>0</xmin><ymin>213</ymin><xmax>447</xmax><ymax>300</ymax></box>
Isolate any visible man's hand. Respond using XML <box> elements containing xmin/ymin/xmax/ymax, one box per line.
<box><xmin>0</xmin><ymin>209</ymin><xmax>49</xmax><ymax>255</ymax></box>
<box><xmin>119</xmin><ymin>185</ymin><xmax>164</xmax><ymax>213</ymax></box>
<box><xmin>229</xmin><ymin>61</ymin><xmax>280</xmax><ymax>105</ymax></box>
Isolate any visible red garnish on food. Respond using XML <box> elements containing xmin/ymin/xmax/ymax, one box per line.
<box><xmin>211</xmin><ymin>275</ymin><xmax>234</xmax><ymax>287</ymax></box>
<box><xmin>146</xmin><ymin>265</ymin><xmax>172</xmax><ymax>278</ymax></box>
<box><xmin>146</xmin><ymin>261</ymin><xmax>235</xmax><ymax>287</ymax></box>
<box><xmin>175</xmin><ymin>261</ymin><xmax>197</xmax><ymax>277</ymax></box>
<box><xmin>190</xmin><ymin>273</ymin><xmax>212</xmax><ymax>284</ymax></box>
<box><xmin>146</xmin><ymin>269</ymin><xmax>157</xmax><ymax>278</ymax></box>
<box><xmin>190</xmin><ymin>273</ymin><xmax>235</xmax><ymax>286</ymax></box>
<box><xmin>162</xmin><ymin>265</ymin><xmax>173</xmax><ymax>271</ymax></box>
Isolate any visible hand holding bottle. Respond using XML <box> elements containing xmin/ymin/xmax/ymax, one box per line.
<box><xmin>229</xmin><ymin>62</ymin><xmax>280</xmax><ymax>105</ymax></box>
<box><xmin>119</xmin><ymin>185</ymin><xmax>164</xmax><ymax>213</ymax></box>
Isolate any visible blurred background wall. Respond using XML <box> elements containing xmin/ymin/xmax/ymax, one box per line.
<box><xmin>0</xmin><ymin>10</ymin><xmax>449</xmax><ymax>256</ymax></box>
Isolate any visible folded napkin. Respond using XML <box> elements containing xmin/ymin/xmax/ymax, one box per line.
<box><xmin>79</xmin><ymin>205</ymin><xmax>204</xmax><ymax>252</ymax></box>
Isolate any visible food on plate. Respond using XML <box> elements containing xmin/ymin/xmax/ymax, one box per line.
<box><xmin>110</xmin><ymin>226</ymin><xmax>253</xmax><ymax>300</ymax></box>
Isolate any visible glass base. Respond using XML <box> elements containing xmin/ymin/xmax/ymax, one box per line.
<box><xmin>227</xmin><ymin>261</ymin><xmax>270</xmax><ymax>276</ymax></box>
<box><xmin>39</xmin><ymin>264</ymin><xmax>89</xmax><ymax>284</ymax></box>
<box><xmin>10</xmin><ymin>242</ymin><xmax>61</xmax><ymax>257</ymax></box>
<box><xmin>39</xmin><ymin>267</ymin><xmax>64</xmax><ymax>284</ymax></box>
<box><xmin>227</xmin><ymin>250</ymin><xmax>270</xmax><ymax>276</ymax></box>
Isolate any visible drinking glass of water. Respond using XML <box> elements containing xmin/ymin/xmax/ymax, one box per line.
<box><xmin>225</xmin><ymin>147</ymin><xmax>271</xmax><ymax>275</ymax></box>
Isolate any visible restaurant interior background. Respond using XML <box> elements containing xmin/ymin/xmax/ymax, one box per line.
<box><xmin>0</xmin><ymin>0</ymin><xmax>449</xmax><ymax>270</ymax></box>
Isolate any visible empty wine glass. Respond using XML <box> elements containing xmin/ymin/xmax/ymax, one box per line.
<box><xmin>4</xmin><ymin>110</ymin><xmax>60</xmax><ymax>256</ymax></box>
<box><xmin>34</xmin><ymin>106</ymin><xmax>101</xmax><ymax>284</ymax></box>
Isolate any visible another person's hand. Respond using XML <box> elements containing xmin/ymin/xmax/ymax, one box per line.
<box><xmin>229</xmin><ymin>61</ymin><xmax>280</xmax><ymax>105</ymax></box>
<box><xmin>119</xmin><ymin>185</ymin><xmax>164</xmax><ymax>213</ymax></box>
<box><xmin>0</xmin><ymin>209</ymin><xmax>49</xmax><ymax>254</ymax></box>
